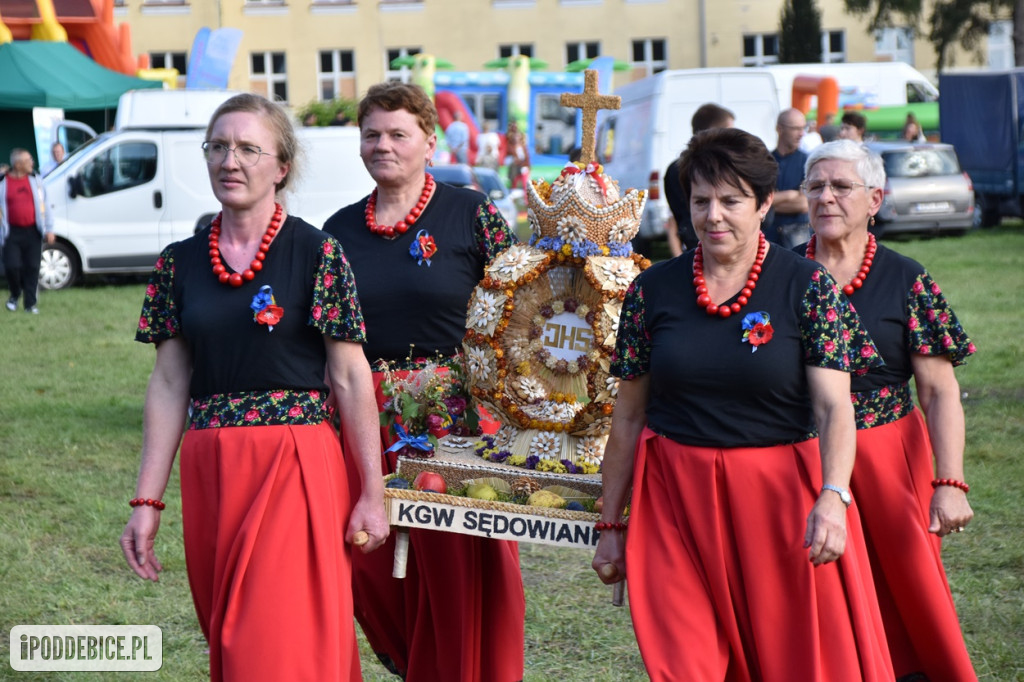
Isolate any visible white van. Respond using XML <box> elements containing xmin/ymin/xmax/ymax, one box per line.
<box><xmin>595</xmin><ymin>69</ymin><xmax>780</xmax><ymax>250</ymax></box>
<box><xmin>39</xmin><ymin>89</ymin><xmax>373</xmax><ymax>289</ymax></box>
<box><xmin>760</xmin><ymin>62</ymin><xmax>938</xmax><ymax>110</ymax></box>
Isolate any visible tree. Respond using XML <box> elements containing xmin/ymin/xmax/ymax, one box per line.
<box><xmin>844</xmin><ymin>0</ymin><xmax>1014</xmax><ymax>72</ymax></box>
<box><xmin>780</xmin><ymin>0</ymin><xmax>825</xmax><ymax>63</ymax></box>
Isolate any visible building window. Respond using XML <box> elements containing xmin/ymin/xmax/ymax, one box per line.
<box><xmin>874</xmin><ymin>27</ymin><xmax>914</xmax><ymax>65</ymax></box>
<box><xmin>742</xmin><ymin>34</ymin><xmax>778</xmax><ymax>66</ymax></box>
<box><xmin>386</xmin><ymin>47</ymin><xmax>422</xmax><ymax>82</ymax></box>
<box><xmin>499</xmin><ymin>44</ymin><xmax>533</xmax><ymax>58</ymax></box>
<box><xmin>566</xmin><ymin>41</ymin><xmax>600</xmax><ymax>66</ymax></box>
<box><xmin>318</xmin><ymin>49</ymin><xmax>356</xmax><ymax>101</ymax></box>
<box><xmin>149</xmin><ymin>51</ymin><xmax>188</xmax><ymax>87</ymax></box>
<box><xmin>989</xmin><ymin>20</ymin><xmax>1013</xmax><ymax>69</ymax></box>
<box><xmin>631</xmin><ymin>38</ymin><xmax>666</xmax><ymax>77</ymax></box>
<box><xmin>251</xmin><ymin>51</ymin><xmax>288</xmax><ymax>103</ymax></box>
<box><xmin>821</xmin><ymin>30</ymin><xmax>845</xmax><ymax>63</ymax></box>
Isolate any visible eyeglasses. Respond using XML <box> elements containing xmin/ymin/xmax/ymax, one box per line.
<box><xmin>801</xmin><ymin>180</ymin><xmax>871</xmax><ymax>198</ymax></box>
<box><xmin>202</xmin><ymin>141</ymin><xmax>277</xmax><ymax>167</ymax></box>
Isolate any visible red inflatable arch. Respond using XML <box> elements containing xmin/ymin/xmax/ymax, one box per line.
<box><xmin>791</xmin><ymin>76</ymin><xmax>839</xmax><ymax>127</ymax></box>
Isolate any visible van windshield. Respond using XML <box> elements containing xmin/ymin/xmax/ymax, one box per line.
<box><xmin>907</xmin><ymin>81</ymin><xmax>939</xmax><ymax>103</ymax></box>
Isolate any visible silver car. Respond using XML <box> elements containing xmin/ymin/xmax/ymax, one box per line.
<box><xmin>867</xmin><ymin>142</ymin><xmax>975</xmax><ymax>236</ymax></box>
<box><xmin>427</xmin><ymin>164</ymin><xmax>518</xmax><ymax>227</ymax></box>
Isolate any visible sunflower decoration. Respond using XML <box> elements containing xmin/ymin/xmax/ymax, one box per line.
<box><xmin>462</xmin><ymin>160</ymin><xmax>650</xmax><ymax>474</ymax></box>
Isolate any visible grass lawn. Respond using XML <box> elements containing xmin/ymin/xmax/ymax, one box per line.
<box><xmin>1</xmin><ymin>224</ymin><xmax>1021</xmax><ymax>680</ymax></box>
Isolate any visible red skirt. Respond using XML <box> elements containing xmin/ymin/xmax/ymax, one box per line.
<box><xmin>851</xmin><ymin>410</ymin><xmax>976</xmax><ymax>681</ymax></box>
<box><xmin>625</xmin><ymin>427</ymin><xmax>894</xmax><ymax>682</ymax></box>
<box><xmin>340</xmin><ymin>371</ymin><xmax>525</xmax><ymax>682</ymax></box>
<box><xmin>180</xmin><ymin>422</ymin><xmax>361</xmax><ymax>682</ymax></box>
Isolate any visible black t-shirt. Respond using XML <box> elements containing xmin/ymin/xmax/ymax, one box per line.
<box><xmin>612</xmin><ymin>246</ymin><xmax>879</xmax><ymax>447</ymax></box>
<box><xmin>137</xmin><ymin>216</ymin><xmax>365</xmax><ymax>398</ymax></box>
<box><xmin>324</xmin><ymin>181</ymin><xmax>513</xmax><ymax>363</ymax></box>
<box><xmin>663</xmin><ymin>158</ymin><xmax>698</xmax><ymax>249</ymax></box>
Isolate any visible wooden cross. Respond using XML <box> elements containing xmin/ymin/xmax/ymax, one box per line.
<box><xmin>560</xmin><ymin>69</ymin><xmax>620</xmax><ymax>165</ymax></box>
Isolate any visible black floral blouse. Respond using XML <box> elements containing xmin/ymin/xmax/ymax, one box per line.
<box><xmin>839</xmin><ymin>244</ymin><xmax>975</xmax><ymax>430</ymax></box>
<box><xmin>324</xmin><ymin>181</ymin><xmax>515</xmax><ymax>366</ymax></box>
<box><xmin>136</xmin><ymin>216</ymin><xmax>366</xmax><ymax>429</ymax></box>
<box><xmin>611</xmin><ymin>246</ymin><xmax>882</xmax><ymax>448</ymax></box>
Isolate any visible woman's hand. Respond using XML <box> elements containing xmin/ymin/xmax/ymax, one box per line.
<box><xmin>929</xmin><ymin>486</ymin><xmax>974</xmax><ymax>537</ymax></box>
<box><xmin>592</xmin><ymin>530</ymin><xmax>627</xmax><ymax>584</ymax></box>
<box><xmin>804</xmin><ymin>493</ymin><xmax>848</xmax><ymax>566</ymax></box>
<box><xmin>347</xmin><ymin>494</ymin><xmax>390</xmax><ymax>553</ymax></box>
<box><xmin>120</xmin><ymin>508</ymin><xmax>164</xmax><ymax>582</ymax></box>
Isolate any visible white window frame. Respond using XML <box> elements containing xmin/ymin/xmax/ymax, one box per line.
<box><xmin>565</xmin><ymin>41</ymin><xmax>600</xmax><ymax>66</ymax></box>
<box><xmin>631</xmin><ymin>38</ymin><xmax>666</xmax><ymax>77</ymax></box>
<box><xmin>989</xmin><ymin>20</ymin><xmax>1013</xmax><ymax>69</ymax></box>
<box><xmin>742</xmin><ymin>33</ymin><xmax>779</xmax><ymax>67</ymax></box>
<box><xmin>874</xmin><ymin>27</ymin><xmax>914</xmax><ymax>65</ymax></box>
<box><xmin>318</xmin><ymin>49</ymin><xmax>356</xmax><ymax>101</ymax></box>
<box><xmin>385</xmin><ymin>47</ymin><xmax>422</xmax><ymax>83</ymax></box>
<box><xmin>499</xmin><ymin>44</ymin><xmax>534</xmax><ymax>58</ymax></box>
<box><xmin>250</xmin><ymin>51</ymin><xmax>289</xmax><ymax>103</ymax></box>
<box><xmin>821</xmin><ymin>30</ymin><xmax>845</xmax><ymax>63</ymax></box>
<box><xmin>149</xmin><ymin>51</ymin><xmax>188</xmax><ymax>87</ymax></box>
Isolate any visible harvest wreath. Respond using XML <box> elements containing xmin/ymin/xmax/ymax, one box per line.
<box><xmin>461</xmin><ymin>159</ymin><xmax>649</xmax><ymax>473</ymax></box>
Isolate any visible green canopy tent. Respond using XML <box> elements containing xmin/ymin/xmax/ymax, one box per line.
<box><xmin>0</xmin><ymin>41</ymin><xmax>162</xmax><ymax>162</ymax></box>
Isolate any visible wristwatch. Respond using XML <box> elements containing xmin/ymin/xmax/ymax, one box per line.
<box><xmin>821</xmin><ymin>483</ymin><xmax>852</xmax><ymax>507</ymax></box>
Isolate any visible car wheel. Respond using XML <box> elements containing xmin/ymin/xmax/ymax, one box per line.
<box><xmin>39</xmin><ymin>242</ymin><xmax>80</xmax><ymax>290</ymax></box>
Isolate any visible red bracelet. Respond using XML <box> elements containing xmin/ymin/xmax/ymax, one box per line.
<box><xmin>931</xmin><ymin>478</ymin><xmax>970</xmax><ymax>494</ymax></box>
<box><xmin>595</xmin><ymin>520</ymin><xmax>628</xmax><ymax>531</ymax></box>
<box><xmin>129</xmin><ymin>497</ymin><xmax>166</xmax><ymax>510</ymax></box>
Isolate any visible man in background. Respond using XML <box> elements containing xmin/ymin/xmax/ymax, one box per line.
<box><xmin>445</xmin><ymin>110</ymin><xmax>470</xmax><ymax>165</ymax></box>
<box><xmin>767</xmin><ymin>108</ymin><xmax>810</xmax><ymax>248</ymax></box>
<box><xmin>663</xmin><ymin>103</ymin><xmax>735</xmax><ymax>256</ymax></box>
<box><xmin>819</xmin><ymin>111</ymin><xmax>839</xmax><ymax>142</ymax></box>
<box><xmin>41</xmin><ymin>141</ymin><xmax>65</xmax><ymax>176</ymax></box>
<box><xmin>1</xmin><ymin>149</ymin><xmax>55</xmax><ymax>314</ymax></box>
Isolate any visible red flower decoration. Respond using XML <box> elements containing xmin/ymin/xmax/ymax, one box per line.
<box><xmin>741</xmin><ymin>312</ymin><xmax>774</xmax><ymax>353</ymax></box>
<box><xmin>255</xmin><ymin>305</ymin><xmax>284</xmax><ymax>327</ymax></box>
<box><xmin>410</xmin><ymin>229</ymin><xmax>438</xmax><ymax>266</ymax></box>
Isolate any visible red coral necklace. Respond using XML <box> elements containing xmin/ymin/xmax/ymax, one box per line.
<box><xmin>805</xmin><ymin>232</ymin><xmax>876</xmax><ymax>296</ymax></box>
<box><xmin>365</xmin><ymin>173</ymin><xmax>435</xmax><ymax>239</ymax></box>
<box><xmin>693</xmin><ymin>232</ymin><xmax>767</xmax><ymax>318</ymax></box>
<box><xmin>208</xmin><ymin>203</ymin><xmax>283</xmax><ymax>287</ymax></box>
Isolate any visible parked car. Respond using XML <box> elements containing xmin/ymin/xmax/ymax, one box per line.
<box><xmin>866</xmin><ymin>141</ymin><xmax>975</xmax><ymax>236</ymax></box>
<box><xmin>428</xmin><ymin>164</ymin><xmax>517</xmax><ymax>227</ymax></box>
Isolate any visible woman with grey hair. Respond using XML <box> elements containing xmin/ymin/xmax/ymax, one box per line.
<box><xmin>800</xmin><ymin>139</ymin><xmax>977</xmax><ymax>682</ymax></box>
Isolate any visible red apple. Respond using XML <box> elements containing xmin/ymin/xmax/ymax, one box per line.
<box><xmin>413</xmin><ymin>471</ymin><xmax>447</xmax><ymax>494</ymax></box>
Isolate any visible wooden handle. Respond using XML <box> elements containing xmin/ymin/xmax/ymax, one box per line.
<box><xmin>599</xmin><ymin>563</ymin><xmax>625</xmax><ymax>607</ymax></box>
<box><xmin>352</xmin><ymin>531</ymin><xmax>369</xmax><ymax>546</ymax></box>
<box><xmin>392</xmin><ymin>530</ymin><xmax>410</xmax><ymax>579</ymax></box>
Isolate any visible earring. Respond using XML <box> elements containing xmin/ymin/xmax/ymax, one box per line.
<box><xmin>869</xmin><ymin>215</ymin><xmax>876</xmax><ymax>227</ymax></box>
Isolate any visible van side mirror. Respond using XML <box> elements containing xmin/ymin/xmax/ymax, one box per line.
<box><xmin>489</xmin><ymin>188</ymin><xmax>505</xmax><ymax>201</ymax></box>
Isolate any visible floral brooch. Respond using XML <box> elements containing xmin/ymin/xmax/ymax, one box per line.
<box><xmin>409</xmin><ymin>229</ymin><xmax>437</xmax><ymax>266</ymax></box>
<box><xmin>250</xmin><ymin>285</ymin><xmax>284</xmax><ymax>332</ymax></box>
<box><xmin>741</xmin><ymin>312</ymin><xmax>773</xmax><ymax>352</ymax></box>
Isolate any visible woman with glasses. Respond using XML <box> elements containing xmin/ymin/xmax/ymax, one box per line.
<box><xmin>800</xmin><ymin>140</ymin><xmax>976</xmax><ymax>682</ymax></box>
<box><xmin>120</xmin><ymin>93</ymin><xmax>388</xmax><ymax>682</ymax></box>
<box><xmin>593</xmin><ymin>128</ymin><xmax>894</xmax><ymax>680</ymax></box>
<box><xmin>323</xmin><ymin>82</ymin><xmax>522</xmax><ymax>682</ymax></box>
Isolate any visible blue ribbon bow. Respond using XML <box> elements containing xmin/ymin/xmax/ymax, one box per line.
<box><xmin>385</xmin><ymin>423</ymin><xmax>434</xmax><ymax>453</ymax></box>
